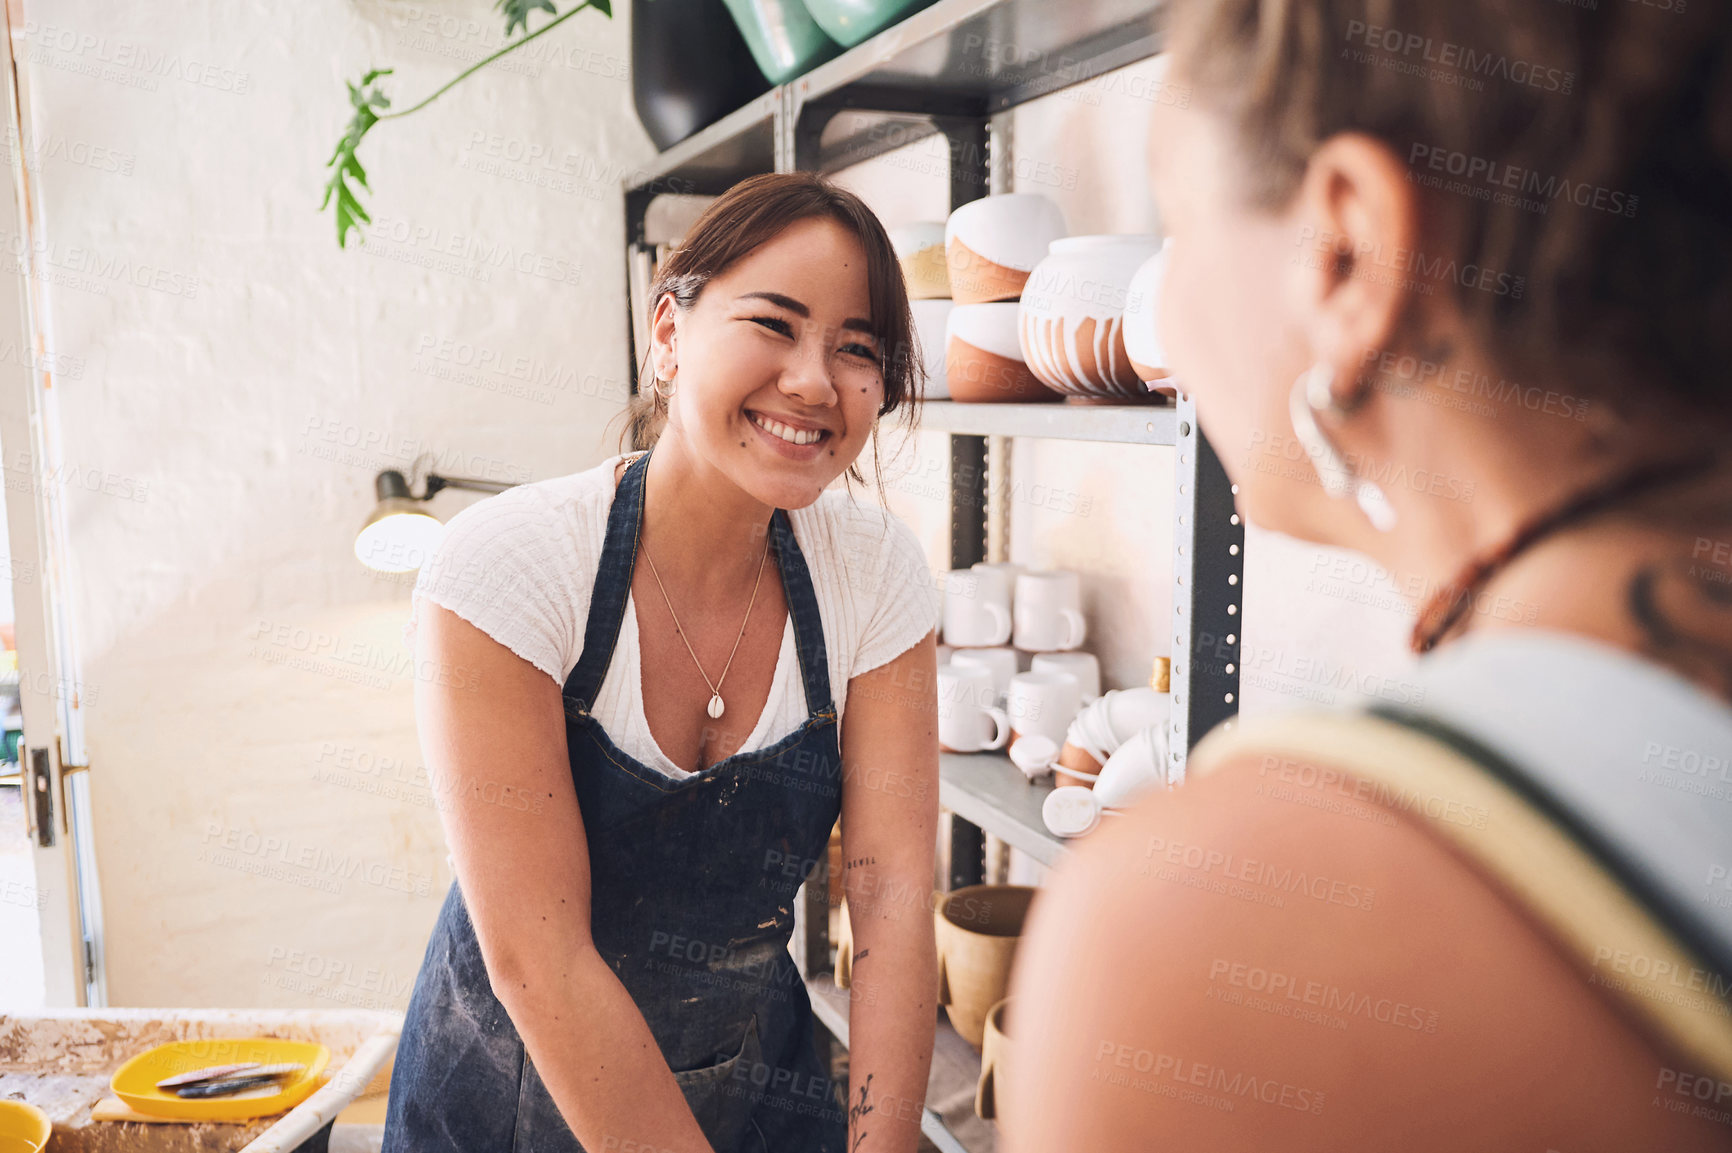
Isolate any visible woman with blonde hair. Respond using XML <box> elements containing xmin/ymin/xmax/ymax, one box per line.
<box><xmin>1008</xmin><ymin>0</ymin><xmax>1732</xmax><ymax>1148</ymax></box>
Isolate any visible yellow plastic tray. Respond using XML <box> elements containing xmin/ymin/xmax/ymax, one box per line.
<box><xmin>0</xmin><ymin>1099</ymin><xmax>51</xmax><ymax>1153</ymax></box>
<box><xmin>109</xmin><ymin>1038</ymin><xmax>330</xmax><ymax>1121</ymax></box>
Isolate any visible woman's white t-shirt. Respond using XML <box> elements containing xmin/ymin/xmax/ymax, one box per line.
<box><xmin>404</xmin><ymin>452</ymin><xmax>941</xmax><ymax>780</ymax></box>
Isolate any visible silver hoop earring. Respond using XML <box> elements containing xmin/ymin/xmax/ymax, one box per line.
<box><xmin>1287</xmin><ymin>363</ymin><xmax>1398</xmax><ymax>532</ymax></box>
<box><xmin>652</xmin><ymin>373</ymin><xmax>677</xmax><ymax>401</ymax></box>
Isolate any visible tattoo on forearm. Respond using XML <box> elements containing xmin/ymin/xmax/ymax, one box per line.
<box><xmin>846</xmin><ymin>856</ymin><xmax>876</xmax><ymax>869</ymax></box>
<box><xmin>853</xmin><ymin>948</ymin><xmax>869</xmax><ymax>963</ymax></box>
<box><xmin>849</xmin><ymin>1073</ymin><xmax>874</xmax><ymax>1151</ymax></box>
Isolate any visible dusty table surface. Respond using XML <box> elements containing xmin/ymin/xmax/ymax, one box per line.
<box><xmin>0</xmin><ymin>1070</ymin><xmax>277</xmax><ymax>1152</ymax></box>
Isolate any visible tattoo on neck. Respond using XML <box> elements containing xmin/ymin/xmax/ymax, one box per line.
<box><xmin>1627</xmin><ymin>556</ymin><xmax>1732</xmax><ymax>701</ymax></box>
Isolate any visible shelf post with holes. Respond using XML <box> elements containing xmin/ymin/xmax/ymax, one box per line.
<box><xmin>1170</xmin><ymin>391</ymin><xmax>1245</xmax><ymax>777</ymax></box>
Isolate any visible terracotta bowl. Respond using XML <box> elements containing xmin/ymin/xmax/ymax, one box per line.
<box><xmin>945</xmin><ymin>303</ymin><xmax>1055</xmax><ymax>403</ymax></box>
<box><xmin>945</xmin><ymin>193</ymin><xmax>1067</xmax><ymax>305</ymax></box>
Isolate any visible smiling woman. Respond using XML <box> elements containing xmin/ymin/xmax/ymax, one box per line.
<box><xmin>384</xmin><ymin>172</ymin><xmax>942</xmax><ymax>1153</ymax></box>
<box><xmin>623</xmin><ymin>172</ymin><xmax>925</xmax><ymax>487</ymax></box>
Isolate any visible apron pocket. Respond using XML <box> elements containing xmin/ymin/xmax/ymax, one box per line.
<box><xmin>672</xmin><ymin>1012</ymin><xmax>764</xmax><ymax>1152</ymax></box>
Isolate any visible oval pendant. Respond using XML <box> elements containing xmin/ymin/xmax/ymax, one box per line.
<box><xmin>707</xmin><ymin>693</ymin><xmax>725</xmax><ymax>719</ymax></box>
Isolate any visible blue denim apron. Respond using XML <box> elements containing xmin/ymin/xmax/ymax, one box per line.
<box><xmin>385</xmin><ymin>449</ymin><xmax>848</xmax><ymax>1152</ymax></box>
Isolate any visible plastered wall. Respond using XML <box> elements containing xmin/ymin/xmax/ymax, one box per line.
<box><xmin>15</xmin><ymin>5</ymin><xmax>1414</xmax><ymax>1008</ymax></box>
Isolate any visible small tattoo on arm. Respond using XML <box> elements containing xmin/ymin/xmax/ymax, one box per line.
<box><xmin>849</xmin><ymin>1072</ymin><xmax>874</xmax><ymax>1151</ymax></box>
<box><xmin>845</xmin><ymin>856</ymin><xmax>876</xmax><ymax>869</ymax></box>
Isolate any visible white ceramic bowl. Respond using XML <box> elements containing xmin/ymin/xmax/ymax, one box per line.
<box><xmin>892</xmin><ymin>221</ymin><xmax>951</xmax><ymax>300</ymax></box>
<box><xmin>910</xmin><ymin>298</ymin><xmax>953</xmax><ymax>398</ymax></box>
<box><xmin>945</xmin><ymin>193</ymin><xmax>1068</xmax><ymax>304</ymax></box>
<box><xmin>1123</xmin><ymin>238</ymin><xmax>1176</xmax><ymax>396</ymax></box>
<box><xmin>945</xmin><ymin>302</ymin><xmax>1053</xmax><ymax>403</ymax></box>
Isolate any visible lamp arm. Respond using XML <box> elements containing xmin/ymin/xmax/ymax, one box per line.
<box><xmin>423</xmin><ymin>473</ymin><xmax>517</xmax><ymax>498</ymax></box>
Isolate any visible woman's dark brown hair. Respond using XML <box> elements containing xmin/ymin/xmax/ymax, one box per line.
<box><xmin>620</xmin><ymin>171</ymin><xmax>924</xmax><ymax>485</ymax></box>
<box><xmin>1168</xmin><ymin>0</ymin><xmax>1732</xmax><ymax>431</ymax></box>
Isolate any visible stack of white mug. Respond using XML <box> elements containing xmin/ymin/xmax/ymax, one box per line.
<box><xmin>935</xmin><ymin>561</ymin><xmax>1098</xmax><ymax>759</ymax></box>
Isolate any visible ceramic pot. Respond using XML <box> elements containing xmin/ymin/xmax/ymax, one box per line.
<box><xmin>911</xmin><ymin>298</ymin><xmax>952</xmax><ymax>398</ymax></box>
<box><xmin>945</xmin><ymin>194</ymin><xmax>1067</xmax><ymax>304</ymax></box>
<box><xmin>803</xmin><ymin>0</ymin><xmax>935</xmax><ymax>46</ymax></box>
<box><xmin>892</xmin><ymin>221</ymin><xmax>950</xmax><ymax>299</ymax></box>
<box><xmin>936</xmin><ymin>884</ymin><xmax>1037</xmax><ymax>1048</ymax></box>
<box><xmin>720</xmin><ymin>0</ymin><xmax>841</xmax><ymax>84</ymax></box>
<box><xmin>1018</xmin><ymin>234</ymin><xmax>1163</xmax><ymax>402</ymax></box>
<box><xmin>946</xmin><ymin>303</ymin><xmax>1053</xmax><ymax>403</ymax></box>
<box><xmin>834</xmin><ymin>896</ymin><xmax>855</xmax><ymax>986</ymax></box>
<box><xmin>1123</xmin><ymin>238</ymin><xmax>1177</xmax><ymax>398</ymax></box>
<box><xmin>975</xmin><ymin>997</ymin><xmax>1013</xmax><ymax>1121</ymax></box>
<box><xmin>631</xmin><ymin>0</ymin><xmax>771</xmax><ymax>151</ymax></box>
<box><xmin>826</xmin><ymin>819</ymin><xmax>843</xmax><ymax>908</ymax></box>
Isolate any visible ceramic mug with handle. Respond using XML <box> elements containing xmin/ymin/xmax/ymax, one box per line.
<box><xmin>944</xmin><ymin>568</ymin><xmax>1013</xmax><ymax>647</ymax></box>
<box><xmin>1006</xmin><ymin>669</ymin><xmax>1082</xmax><ymax>746</ymax></box>
<box><xmin>937</xmin><ymin>663</ymin><xmax>1011</xmax><ymax>753</ymax></box>
<box><xmin>1013</xmin><ymin>570</ymin><xmax>1087</xmax><ymax>651</ymax></box>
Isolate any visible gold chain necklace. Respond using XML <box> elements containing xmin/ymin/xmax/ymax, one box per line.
<box><xmin>641</xmin><ymin>528</ymin><xmax>772</xmax><ymax>719</ymax></box>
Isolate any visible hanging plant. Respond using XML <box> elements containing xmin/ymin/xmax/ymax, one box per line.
<box><xmin>322</xmin><ymin>0</ymin><xmax>613</xmax><ymax>247</ymax></box>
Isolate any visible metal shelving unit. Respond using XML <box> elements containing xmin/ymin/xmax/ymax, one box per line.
<box><xmin>622</xmin><ymin>2</ymin><xmax>1243</xmax><ymax>1146</ymax></box>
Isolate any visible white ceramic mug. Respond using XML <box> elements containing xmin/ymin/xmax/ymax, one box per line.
<box><xmin>1031</xmin><ymin>651</ymin><xmax>1100</xmax><ymax>701</ymax></box>
<box><xmin>1013</xmin><ymin>570</ymin><xmax>1087</xmax><ymax>651</ymax></box>
<box><xmin>937</xmin><ymin>663</ymin><xmax>1011</xmax><ymax>753</ymax></box>
<box><xmin>950</xmin><ymin>646</ymin><xmax>1020</xmax><ymax>703</ymax></box>
<box><xmin>944</xmin><ymin>567</ymin><xmax>1013</xmax><ymax>647</ymax></box>
<box><xmin>1005</xmin><ymin>670</ymin><xmax>1082</xmax><ymax>745</ymax></box>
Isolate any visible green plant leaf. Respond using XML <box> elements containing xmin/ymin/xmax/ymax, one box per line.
<box><xmin>323</xmin><ymin>1</ymin><xmax>613</xmax><ymax>248</ymax></box>
<box><xmin>498</xmin><ymin>0</ymin><xmax>558</xmax><ymax>37</ymax></box>
<box><xmin>321</xmin><ymin>68</ymin><xmax>393</xmax><ymax>248</ymax></box>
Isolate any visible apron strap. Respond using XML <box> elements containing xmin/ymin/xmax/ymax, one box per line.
<box><xmin>562</xmin><ymin>450</ymin><xmax>650</xmax><ymax>720</ymax></box>
<box><xmin>768</xmin><ymin>507</ymin><xmax>833</xmax><ymax>717</ymax></box>
<box><xmin>561</xmin><ymin>449</ymin><xmax>836</xmax><ymax>722</ymax></box>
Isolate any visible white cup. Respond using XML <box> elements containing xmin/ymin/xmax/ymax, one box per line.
<box><xmin>950</xmin><ymin>646</ymin><xmax>1020</xmax><ymax>703</ymax></box>
<box><xmin>944</xmin><ymin>568</ymin><xmax>1013</xmax><ymax>648</ymax></box>
<box><xmin>1031</xmin><ymin>651</ymin><xmax>1100</xmax><ymax>701</ymax></box>
<box><xmin>1005</xmin><ymin>670</ymin><xmax>1082</xmax><ymax>745</ymax></box>
<box><xmin>937</xmin><ymin>663</ymin><xmax>1011</xmax><ymax>753</ymax></box>
<box><xmin>972</xmin><ymin>560</ymin><xmax>1025</xmax><ymax>591</ymax></box>
<box><xmin>1013</xmin><ymin>570</ymin><xmax>1087</xmax><ymax>651</ymax></box>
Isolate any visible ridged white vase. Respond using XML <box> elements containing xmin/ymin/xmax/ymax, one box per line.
<box><xmin>1018</xmin><ymin>234</ymin><xmax>1162</xmax><ymax>402</ymax></box>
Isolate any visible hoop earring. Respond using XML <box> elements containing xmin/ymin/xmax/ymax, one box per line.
<box><xmin>651</xmin><ymin>373</ymin><xmax>677</xmax><ymax>401</ymax></box>
<box><xmin>1287</xmin><ymin>362</ymin><xmax>1398</xmax><ymax>532</ymax></box>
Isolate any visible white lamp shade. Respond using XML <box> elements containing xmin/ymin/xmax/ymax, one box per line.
<box><xmin>355</xmin><ymin>507</ymin><xmax>444</xmax><ymax>573</ymax></box>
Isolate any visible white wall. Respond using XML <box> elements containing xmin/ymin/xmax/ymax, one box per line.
<box><xmin>18</xmin><ymin>5</ymin><xmax>1417</xmax><ymax>1008</ymax></box>
<box><xmin>17</xmin><ymin>0</ymin><xmax>653</xmax><ymax>1006</ymax></box>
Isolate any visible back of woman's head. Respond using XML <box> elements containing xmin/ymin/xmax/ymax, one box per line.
<box><xmin>1170</xmin><ymin>0</ymin><xmax>1732</xmax><ymax>430</ymax></box>
<box><xmin>622</xmin><ymin>171</ymin><xmax>922</xmax><ymax>455</ymax></box>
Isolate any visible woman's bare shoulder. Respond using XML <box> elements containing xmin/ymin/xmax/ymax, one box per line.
<box><xmin>1000</xmin><ymin>748</ymin><xmax>1732</xmax><ymax>1152</ymax></box>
